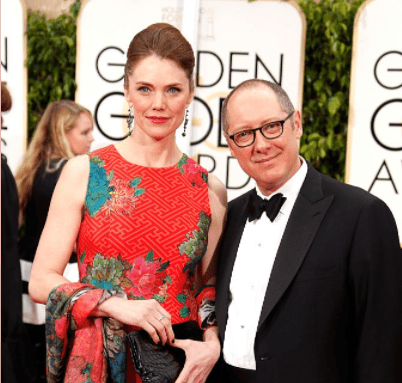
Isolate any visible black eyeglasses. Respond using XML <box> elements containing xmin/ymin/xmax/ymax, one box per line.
<box><xmin>227</xmin><ymin>111</ymin><xmax>294</xmax><ymax>148</ymax></box>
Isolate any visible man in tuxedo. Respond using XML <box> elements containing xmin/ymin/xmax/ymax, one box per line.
<box><xmin>215</xmin><ymin>79</ymin><xmax>402</xmax><ymax>383</ymax></box>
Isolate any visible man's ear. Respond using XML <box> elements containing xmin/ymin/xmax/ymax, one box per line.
<box><xmin>293</xmin><ymin>110</ymin><xmax>303</xmax><ymax>139</ymax></box>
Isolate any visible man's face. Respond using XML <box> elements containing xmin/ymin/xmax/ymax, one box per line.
<box><xmin>226</xmin><ymin>86</ymin><xmax>303</xmax><ymax>195</ymax></box>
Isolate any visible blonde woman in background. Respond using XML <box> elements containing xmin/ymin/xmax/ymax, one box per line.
<box><xmin>15</xmin><ymin>100</ymin><xmax>94</xmax><ymax>382</ymax></box>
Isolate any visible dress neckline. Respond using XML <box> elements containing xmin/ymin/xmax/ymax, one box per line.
<box><xmin>110</xmin><ymin>144</ymin><xmax>186</xmax><ymax>170</ymax></box>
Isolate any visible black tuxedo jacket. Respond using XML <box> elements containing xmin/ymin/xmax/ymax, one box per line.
<box><xmin>216</xmin><ymin>163</ymin><xmax>402</xmax><ymax>383</ymax></box>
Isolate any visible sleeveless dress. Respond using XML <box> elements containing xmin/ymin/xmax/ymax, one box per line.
<box><xmin>75</xmin><ymin>144</ymin><xmax>215</xmax><ymax>380</ymax></box>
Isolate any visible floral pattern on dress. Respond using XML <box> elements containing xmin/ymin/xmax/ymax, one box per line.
<box><xmin>178</xmin><ymin>211</ymin><xmax>211</xmax><ymax>274</ymax></box>
<box><xmin>177</xmin><ymin>155</ymin><xmax>208</xmax><ymax>188</ymax></box>
<box><xmin>85</xmin><ymin>156</ymin><xmax>113</xmax><ymax>218</ymax></box>
<box><xmin>177</xmin><ymin>277</ymin><xmax>197</xmax><ymax>318</ymax></box>
<box><xmin>85</xmin><ymin>156</ymin><xmax>146</xmax><ymax>218</ymax></box>
<box><xmin>80</xmin><ymin>250</ymin><xmax>172</xmax><ymax>304</ymax></box>
<box><xmin>126</xmin><ymin>250</ymin><xmax>171</xmax><ymax>303</ymax></box>
<box><xmin>81</xmin><ymin>253</ymin><xmax>131</xmax><ymax>291</ymax></box>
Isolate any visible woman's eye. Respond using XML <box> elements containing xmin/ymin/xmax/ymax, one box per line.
<box><xmin>138</xmin><ymin>86</ymin><xmax>150</xmax><ymax>93</ymax></box>
<box><xmin>168</xmin><ymin>87</ymin><xmax>180</xmax><ymax>94</ymax></box>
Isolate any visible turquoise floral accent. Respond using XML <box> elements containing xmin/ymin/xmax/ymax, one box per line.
<box><xmin>176</xmin><ymin>278</ymin><xmax>197</xmax><ymax>318</ymax></box>
<box><xmin>178</xmin><ymin>212</ymin><xmax>211</xmax><ymax>274</ymax></box>
<box><xmin>85</xmin><ymin>155</ymin><xmax>147</xmax><ymax>217</ymax></box>
<box><xmin>130</xmin><ymin>177</ymin><xmax>146</xmax><ymax>196</ymax></box>
<box><xmin>177</xmin><ymin>155</ymin><xmax>189</xmax><ymax>171</ymax></box>
<box><xmin>81</xmin><ymin>253</ymin><xmax>130</xmax><ymax>291</ymax></box>
<box><xmin>85</xmin><ymin>156</ymin><xmax>114</xmax><ymax>217</ymax></box>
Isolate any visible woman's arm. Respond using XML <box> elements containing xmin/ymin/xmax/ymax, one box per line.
<box><xmin>173</xmin><ymin>174</ymin><xmax>227</xmax><ymax>383</ymax></box>
<box><xmin>202</xmin><ymin>173</ymin><xmax>228</xmax><ymax>286</ymax></box>
<box><xmin>30</xmin><ymin>154</ymin><xmax>175</xmax><ymax>345</ymax></box>
<box><xmin>29</xmin><ymin>155</ymin><xmax>89</xmax><ymax>303</ymax></box>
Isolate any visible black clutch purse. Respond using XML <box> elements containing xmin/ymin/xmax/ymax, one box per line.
<box><xmin>127</xmin><ymin>321</ymin><xmax>203</xmax><ymax>383</ymax></box>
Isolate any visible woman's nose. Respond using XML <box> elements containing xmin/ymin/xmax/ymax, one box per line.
<box><xmin>152</xmin><ymin>92</ymin><xmax>166</xmax><ymax>110</ymax></box>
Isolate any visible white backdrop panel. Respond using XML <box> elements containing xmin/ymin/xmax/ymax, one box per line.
<box><xmin>346</xmin><ymin>0</ymin><xmax>402</xmax><ymax>243</ymax></box>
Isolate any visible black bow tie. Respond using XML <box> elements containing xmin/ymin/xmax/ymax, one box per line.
<box><xmin>248</xmin><ymin>190</ymin><xmax>287</xmax><ymax>222</ymax></box>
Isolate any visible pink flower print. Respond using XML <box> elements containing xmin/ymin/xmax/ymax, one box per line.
<box><xmin>127</xmin><ymin>257</ymin><xmax>167</xmax><ymax>299</ymax></box>
<box><xmin>182</xmin><ymin>163</ymin><xmax>206</xmax><ymax>188</ymax></box>
<box><xmin>99</xmin><ymin>178</ymin><xmax>139</xmax><ymax>216</ymax></box>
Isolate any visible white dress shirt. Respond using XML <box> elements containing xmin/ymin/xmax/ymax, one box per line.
<box><xmin>223</xmin><ymin>158</ymin><xmax>307</xmax><ymax>370</ymax></box>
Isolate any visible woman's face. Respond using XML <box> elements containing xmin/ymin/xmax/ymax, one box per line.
<box><xmin>124</xmin><ymin>55</ymin><xmax>194</xmax><ymax>141</ymax></box>
<box><xmin>65</xmin><ymin>112</ymin><xmax>94</xmax><ymax>155</ymax></box>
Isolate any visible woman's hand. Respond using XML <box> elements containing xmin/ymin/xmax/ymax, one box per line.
<box><xmin>94</xmin><ymin>296</ymin><xmax>175</xmax><ymax>345</ymax></box>
<box><xmin>172</xmin><ymin>331</ymin><xmax>221</xmax><ymax>383</ymax></box>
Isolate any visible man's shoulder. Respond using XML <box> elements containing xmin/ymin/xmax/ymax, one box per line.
<box><xmin>228</xmin><ymin>188</ymin><xmax>254</xmax><ymax>209</ymax></box>
<box><xmin>312</xmin><ymin>166</ymin><xmax>387</xmax><ymax>211</ymax></box>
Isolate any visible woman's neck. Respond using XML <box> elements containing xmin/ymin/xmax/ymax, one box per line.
<box><xmin>115</xmin><ymin>133</ymin><xmax>183</xmax><ymax>168</ymax></box>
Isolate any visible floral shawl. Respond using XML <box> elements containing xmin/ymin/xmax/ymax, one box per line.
<box><xmin>45</xmin><ymin>282</ymin><xmax>127</xmax><ymax>383</ymax></box>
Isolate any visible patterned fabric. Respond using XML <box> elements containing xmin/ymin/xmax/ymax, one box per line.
<box><xmin>77</xmin><ymin>145</ymin><xmax>214</xmax><ymax>327</ymax></box>
<box><xmin>43</xmin><ymin>145</ymin><xmax>217</xmax><ymax>380</ymax></box>
<box><xmin>45</xmin><ymin>283</ymin><xmax>127</xmax><ymax>383</ymax></box>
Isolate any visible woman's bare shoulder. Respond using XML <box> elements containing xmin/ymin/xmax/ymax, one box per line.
<box><xmin>208</xmin><ymin>174</ymin><xmax>227</xmax><ymax>206</ymax></box>
<box><xmin>60</xmin><ymin>154</ymin><xmax>90</xmax><ymax>182</ymax></box>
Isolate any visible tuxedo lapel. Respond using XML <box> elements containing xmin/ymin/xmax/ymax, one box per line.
<box><xmin>257</xmin><ymin>165</ymin><xmax>334</xmax><ymax>330</ymax></box>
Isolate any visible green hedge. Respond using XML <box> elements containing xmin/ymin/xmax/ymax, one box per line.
<box><xmin>26</xmin><ymin>0</ymin><xmax>80</xmax><ymax>140</ymax></box>
<box><xmin>298</xmin><ymin>0</ymin><xmax>365</xmax><ymax>181</ymax></box>
<box><xmin>26</xmin><ymin>0</ymin><xmax>366</xmax><ymax>181</ymax></box>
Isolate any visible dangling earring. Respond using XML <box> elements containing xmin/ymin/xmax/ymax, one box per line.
<box><xmin>127</xmin><ymin>107</ymin><xmax>134</xmax><ymax>136</ymax></box>
<box><xmin>182</xmin><ymin>109</ymin><xmax>189</xmax><ymax>137</ymax></box>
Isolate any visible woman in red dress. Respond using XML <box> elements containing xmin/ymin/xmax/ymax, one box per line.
<box><xmin>29</xmin><ymin>23</ymin><xmax>227</xmax><ymax>383</ymax></box>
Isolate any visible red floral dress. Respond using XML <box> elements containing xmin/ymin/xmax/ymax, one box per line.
<box><xmin>45</xmin><ymin>145</ymin><xmax>216</xmax><ymax>383</ymax></box>
<box><xmin>77</xmin><ymin>144</ymin><xmax>215</xmax><ymax>324</ymax></box>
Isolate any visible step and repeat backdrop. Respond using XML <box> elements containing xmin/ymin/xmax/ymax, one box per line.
<box><xmin>1</xmin><ymin>0</ymin><xmax>401</xmax><ymax>242</ymax></box>
<box><xmin>346</xmin><ymin>0</ymin><xmax>402</xmax><ymax>243</ymax></box>
<box><xmin>1</xmin><ymin>0</ymin><xmax>27</xmax><ymax>174</ymax></box>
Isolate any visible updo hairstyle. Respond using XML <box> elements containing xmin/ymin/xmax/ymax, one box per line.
<box><xmin>124</xmin><ymin>23</ymin><xmax>195</xmax><ymax>91</ymax></box>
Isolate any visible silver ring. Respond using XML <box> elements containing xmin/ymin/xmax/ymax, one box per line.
<box><xmin>159</xmin><ymin>314</ymin><xmax>166</xmax><ymax>321</ymax></box>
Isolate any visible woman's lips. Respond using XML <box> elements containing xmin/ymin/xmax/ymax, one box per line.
<box><xmin>148</xmin><ymin>116</ymin><xmax>169</xmax><ymax>124</ymax></box>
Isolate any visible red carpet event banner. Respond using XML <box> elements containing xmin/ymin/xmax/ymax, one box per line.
<box><xmin>76</xmin><ymin>0</ymin><xmax>306</xmax><ymax>201</ymax></box>
<box><xmin>346</xmin><ymin>0</ymin><xmax>402</xmax><ymax>243</ymax></box>
<box><xmin>1</xmin><ymin>0</ymin><xmax>27</xmax><ymax>174</ymax></box>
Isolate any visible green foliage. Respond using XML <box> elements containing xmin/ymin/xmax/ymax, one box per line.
<box><xmin>298</xmin><ymin>0</ymin><xmax>365</xmax><ymax>181</ymax></box>
<box><xmin>26</xmin><ymin>0</ymin><xmax>81</xmax><ymax>142</ymax></box>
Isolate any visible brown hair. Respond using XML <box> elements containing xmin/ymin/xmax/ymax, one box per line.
<box><xmin>221</xmin><ymin>79</ymin><xmax>295</xmax><ymax>134</ymax></box>
<box><xmin>1</xmin><ymin>82</ymin><xmax>12</xmax><ymax>113</ymax></box>
<box><xmin>124</xmin><ymin>23</ymin><xmax>195</xmax><ymax>91</ymax></box>
<box><xmin>15</xmin><ymin>100</ymin><xmax>92</xmax><ymax>216</ymax></box>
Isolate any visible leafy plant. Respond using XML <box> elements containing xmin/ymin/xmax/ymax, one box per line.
<box><xmin>26</xmin><ymin>0</ymin><xmax>81</xmax><ymax>141</ymax></box>
<box><xmin>298</xmin><ymin>0</ymin><xmax>365</xmax><ymax>181</ymax></box>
